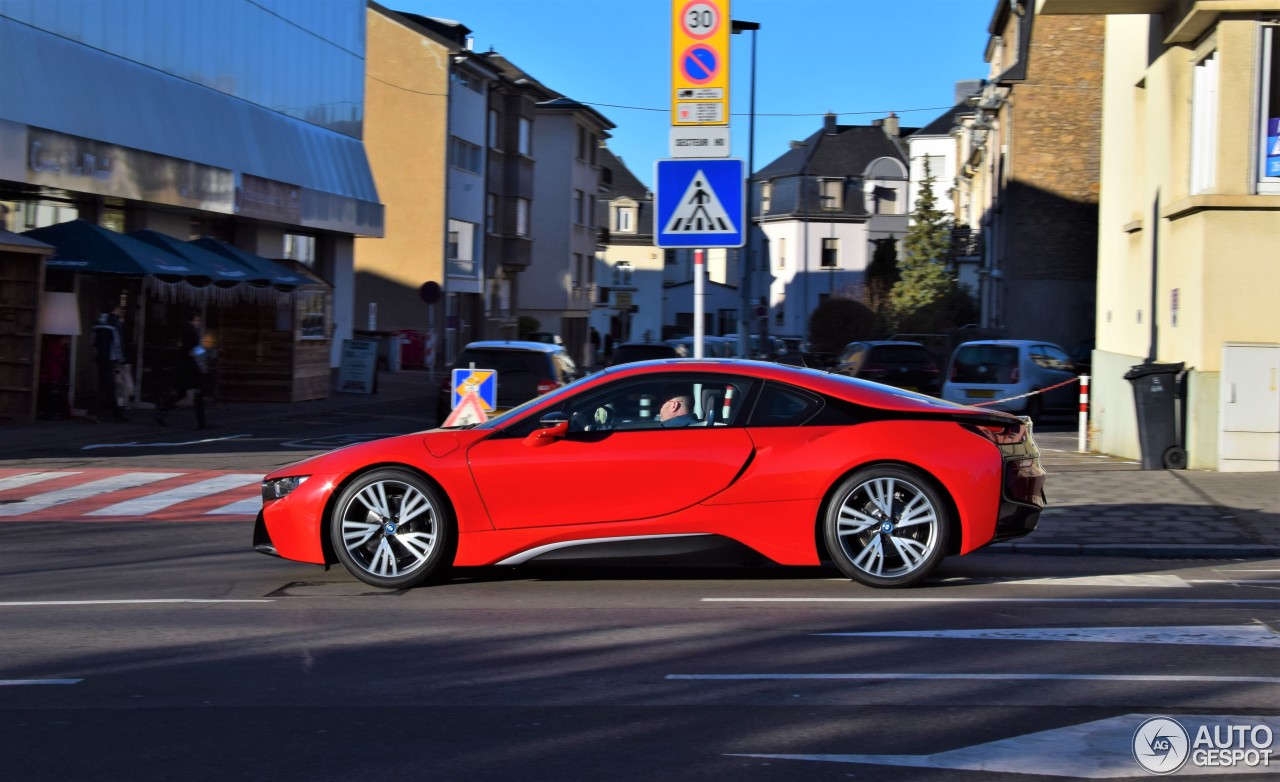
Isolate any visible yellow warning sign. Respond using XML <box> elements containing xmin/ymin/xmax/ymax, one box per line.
<box><xmin>671</xmin><ymin>0</ymin><xmax>730</xmax><ymax>127</ymax></box>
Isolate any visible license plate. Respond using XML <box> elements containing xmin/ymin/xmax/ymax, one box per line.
<box><xmin>966</xmin><ymin>389</ymin><xmax>997</xmax><ymax>399</ymax></box>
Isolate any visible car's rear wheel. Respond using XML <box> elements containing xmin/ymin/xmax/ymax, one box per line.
<box><xmin>330</xmin><ymin>468</ymin><xmax>452</xmax><ymax>588</ymax></box>
<box><xmin>824</xmin><ymin>466</ymin><xmax>950</xmax><ymax>588</ymax></box>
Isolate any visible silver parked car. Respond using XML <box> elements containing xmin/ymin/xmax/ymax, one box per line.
<box><xmin>941</xmin><ymin>339</ymin><xmax>1078</xmax><ymax>419</ymax></box>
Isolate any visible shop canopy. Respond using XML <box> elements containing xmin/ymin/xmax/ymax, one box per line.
<box><xmin>131</xmin><ymin>230</ymin><xmax>264</xmax><ymax>288</ymax></box>
<box><xmin>24</xmin><ymin>219</ymin><xmax>200</xmax><ymax>283</ymax></box>
<box><xmin>191</xmin><ymin>238</ymin><xmax>304</xmax><ymax>292</ymax></box>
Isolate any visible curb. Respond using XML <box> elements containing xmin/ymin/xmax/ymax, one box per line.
<box><xmin>989</xmin><ymin>542</ymin><xmax>1280</xmax><ymax>558</ymax></box>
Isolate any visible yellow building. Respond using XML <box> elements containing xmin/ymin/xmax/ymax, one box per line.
<box><xmin>355</xmin><ymin>4</ymin><xmax>452</xmax><ymax>338</ymax></box>
<box><xmin>1043</xmin><ymin>0</ymin><xmax>1280</xmax><ymax>471</ymax></box>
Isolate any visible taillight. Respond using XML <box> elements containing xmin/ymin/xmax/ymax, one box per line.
<box><xmin>862</xmin><ymin>363</ymin><xmax>886</xmax><ymax>379</ymax></box>
<box><xmin>1010</xmin><ymin>366</ymin><xmax>1020</xmax><ymax>382</ymax></box>
<box><xmin>536</xmin><ymin>379</ymin><xmax>559</xmax><ymax>395</ymax></box>
<box><xmin>925</xmin><ymin>363</ymin><xmax>939</xmax><ymax>376</ymax></box>
<box><xmin>1005</xmin><ymin>458</ymin><xmax>1046</xmax><ymax>507</ymax></box>
<box><xmin>964</xmin><ymin>421</ymin><xmax>1027</xmax><ymax>446</ymax></box>
<box><xmin>950</xmin><ymin>363</ymin><xmax>960</xmax><ymax>381</ymax></box>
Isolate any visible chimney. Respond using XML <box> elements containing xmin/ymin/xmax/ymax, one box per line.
<box><xmin>884</xmin><ymin>112</ymin><xmax>900</xmax><ymax>138</ymax></box>
<box><xmin>823</xmin><ymin>112</ymin><xmax>838</xmax><ymax>135</ymax></box>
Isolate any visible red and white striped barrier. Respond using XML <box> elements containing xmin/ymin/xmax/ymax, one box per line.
<box><xmin>969</xmin><ymin>375</ymin><xmax>1091</xmax><ymax>453</ymax></box>
<box><xmin>1079</xmin><ymin>374</ymin><xmax>1090</xmax><ymax>453</ymax></box>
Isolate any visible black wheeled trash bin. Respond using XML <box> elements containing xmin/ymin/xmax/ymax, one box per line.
<box><xmin>1123</xmin><ymin>361</ymin><xmax>1186</xmax><ymax>470</ymax></box>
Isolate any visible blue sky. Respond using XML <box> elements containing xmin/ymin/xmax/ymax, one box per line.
<box><xmin>392</xmin><ymin>0</ymin><xmax>996</xmax><ymax>187</ymax></box>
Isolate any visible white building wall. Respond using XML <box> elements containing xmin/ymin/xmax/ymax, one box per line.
<box><xmin>527</xmin><ymin>114</ymin><xmax>573</xmax><ymax>318</ymax></box>
<box><xmin>761</xmin><ymin>219</ymin><xmax>871</xmax><ymax>338</ymax></box>
<box><xmin>446</xmin><ymin>74</ymin><xmax>489</xmax><ymax>296</ymax></box>
<box><xmin>593</xmin><ymin>244</ymin><xmax>665</xmax><ymax>346</ymax></box>
<box><xmin>907</xmin><ymin>135</ymin><xmax>957</xmax><ymax>217</ymax></box>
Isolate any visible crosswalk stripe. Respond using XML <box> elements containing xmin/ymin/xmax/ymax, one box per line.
<box><xmin>0</xmin><ymin>471</ymin><xmax>80</xmax><ymax>492</ymax></box>
<box><xmin>0</xmin><ymin>472</ymin><xmax>182</xmax><ymax>517</ymax></box>
<box><xmin>87</xmin><ymin>474</ymin><xmax>261</xmax><ymax>517</ymax></box>
<box><xmin>206</xmin><ymin>496</ymin><xmax>262</xmax><ymax>516</ymax></box>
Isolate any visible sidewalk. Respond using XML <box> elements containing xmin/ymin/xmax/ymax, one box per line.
<box><xmin>997</xmin><ymin>468</ymin><xmax>1280</xmax><ymax>558</ymax></box>
<box><xmin>0</xmin><ymin>368</ymin><xmax>442</xmax><ymax>459</ymax></box>
<box><xmin>2</xmin><ymin>372</ymin><xmax>1277</xmax><ymax>559</ymax></box>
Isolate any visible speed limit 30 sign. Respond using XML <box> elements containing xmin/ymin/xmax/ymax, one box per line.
<box><xmin>672</xmin><ymin>0</ymin><xmax>730</xmax><ymax>127</ymax></box>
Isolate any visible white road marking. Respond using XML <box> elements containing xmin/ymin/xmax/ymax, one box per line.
<box><xmin>0</xmin><ymin>471</ymin><xmax>80</xmax><ymax>492</ymax></box>
<box><xmin>702</xmin><ymin>597</ymin><xmax>1280</xmax><ymax>604</ymax></box>
<box><xmin>937</xmin><ymin>574</ymin><xmax>1193</xmax><ymax>588</ymax></box>
<box><xmin>86</xmin><ymin>474</ymin><xmax>261</xmax><ymax>516</ymax></box>
<box><xmin>729</xmin><ymin>714</ymin><xmax>1280</xmax><ymax>778</ymax></box>
<box><xmin>992</xmin><ymin>574</ymin><xmax>1190</xmax><ymax>588</ymax></box>
<box><xmin>670</xmin><ymin>673</ymin><xmax>1280</xmax><ymax>683</ymax></box>
<box><xmin>81</xmin><ymin>434</ymin><xmax>249</xmax><ymax>450</ymax></box>
<box><xmin>0</xmin><ymin>679</ymin><xmax>82</xmax><ymax>686</ymax></box>
<box><xmin>0</xmin><ymin>599</ymin><xmax>272</xmax><ymax>606</ymax></box>
<box><xmin>206</xmin><ymin>497</ymin><xmax>262</xmax><ymax>515</ymax></box>
<box><xmin>817</xmin><ymin>625</ymin><xmax>1280</xmax><ymax>648</ymax></box>
<box><xmin>0</xmin><ymin>472</ymin><xmax>182</xmax><ymax>516</ymax></box>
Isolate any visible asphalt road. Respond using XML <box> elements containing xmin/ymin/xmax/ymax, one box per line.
<box><xmin>3</xmin><ymin>518</ymin><xmax>1280</xmax><ymax>781</ymax></box>
<box><xmin>4</xmin><ymin>412</ymin><xmax>1279</xmax><ymax>780</ymax></box>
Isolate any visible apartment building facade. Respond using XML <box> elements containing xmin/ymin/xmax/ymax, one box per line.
<box><xmin>1042</xmin><ymin>0</ymin><xmax>1280</xmax><ymax>471</ymax></box>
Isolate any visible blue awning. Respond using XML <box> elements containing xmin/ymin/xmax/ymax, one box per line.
<box><xmin>131</xmin><ymin>230</ymin><xmax>261</xmax><ymax>288</ymax></box>
<box><xmin>190</xmin><ymin>238</ymin><xmax>304</xmax><ymax>292</ymax></box>
<box><xmin>24</xmin><ymin>220</ymin><xmax>200</xmax><ymax>282</ymax></box>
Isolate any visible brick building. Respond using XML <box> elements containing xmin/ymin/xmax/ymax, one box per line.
<box><xmin>954</xmin><ymin>0</ymin><xmax>1104</xmax><ymax>350</ymax></box>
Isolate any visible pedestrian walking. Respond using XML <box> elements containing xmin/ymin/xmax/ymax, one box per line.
<box><xmin>91</xmin><ymin>302</ymin><xmax>127</xmax><ymax>422</ymax></box>
<box><xmin>154</xmin><ymin>311</ymin><xmax>209</xmax><ymax>429</ymax></box>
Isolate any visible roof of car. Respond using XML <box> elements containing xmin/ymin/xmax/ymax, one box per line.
<box><xmin>954</xmin><ymin>339</ymin><xmax>1061</xmax><ymax>348</ymax></box>
<box><xmin>462</xmin><ymin>340</ymin><xmax>564</xmax><ymax>353</ymax></box>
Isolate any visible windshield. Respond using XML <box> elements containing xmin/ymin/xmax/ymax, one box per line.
<box><xmin>468</xmin><ymin>372</ymin><xmax>599</xmax><ymax>430</ymax></box>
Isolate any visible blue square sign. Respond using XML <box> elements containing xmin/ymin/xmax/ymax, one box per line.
<box><xmin>655</xmin><ymin>158</ymin><xmax>745</xmax><ymax>248</ymax></box>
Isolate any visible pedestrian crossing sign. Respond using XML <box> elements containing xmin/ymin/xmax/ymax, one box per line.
<box><xmin>655</xmin><ymin>158</ymin><xmax>745</xmax><ymax>248</ymax></box>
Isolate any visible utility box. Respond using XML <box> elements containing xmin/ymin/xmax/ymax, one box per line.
<box><xmin>1220</xmin><ymin>343</ymin><xmax>1280</xmax><ymax>472</ymax></box>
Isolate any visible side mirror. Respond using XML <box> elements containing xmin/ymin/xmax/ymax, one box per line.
<box><xmin>524</xmin><ymin>412</ymin><xmax>569</xmax><ymax>447</ymax></box>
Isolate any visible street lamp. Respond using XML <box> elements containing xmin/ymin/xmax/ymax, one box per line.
<box><xmin>732</xmin><ymin>19</ymin><xmax>759</xmax><ymax>356</ymax></box>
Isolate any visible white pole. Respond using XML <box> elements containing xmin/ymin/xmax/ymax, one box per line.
<box><xmin>1078</xmin><ymin>374</ymin><xmax>1090</xmax><ymax>453</ymax></box>
<box><xmin>693</xmin><ymin>248</ymin><xmax>705</xmax><ymax>358</ymax></box>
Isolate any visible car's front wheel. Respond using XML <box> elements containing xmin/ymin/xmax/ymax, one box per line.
<box><xmin>824</xmin><ymin>466</ymin><xmax>950</xmax><ymax>588</ymax></box>
<box><xmin>330</xmin><ymin>468</ymin><xmax>452</xmax><ymax>588</ymax></box>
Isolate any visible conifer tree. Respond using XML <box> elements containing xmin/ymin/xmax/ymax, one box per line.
<box><xmin>890</xmin><ymin>158</ymin><xmax>956</xmax><ymax>331</ymax></box>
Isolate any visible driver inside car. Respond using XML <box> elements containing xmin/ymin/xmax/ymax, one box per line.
<box><xmin>657</xmin><ymin>392</ymin><xmax>697</xmax><ymax>427</ymax></box>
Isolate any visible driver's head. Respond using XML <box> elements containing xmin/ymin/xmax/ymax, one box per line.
<box><xmin>658</xmin><ymin>393</ymin><xmax>692</xmax><ymax>422</ymax></box>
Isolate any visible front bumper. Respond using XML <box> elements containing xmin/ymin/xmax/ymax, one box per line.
<box><xmin>252</xmin><ymin>510</ymin><xmax>278</xmax><ymax>557</ymax></box>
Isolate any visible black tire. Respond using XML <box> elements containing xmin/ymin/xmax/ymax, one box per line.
<box><xmin>823</xmin><ymin>465</ymin><xmax>951</xmax><ymax>588</ymax></box>
<box><xmin>1162</xmin><ymin>446</ymin><xmax>1188</xmax><ymax>470</ymax></box>
<box><xmin>329</xmin><ymin>468</ymin><xmax>453</xmax><ymax>589</ymax></box>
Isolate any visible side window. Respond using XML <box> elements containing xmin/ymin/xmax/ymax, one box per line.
<box><xmin>558</xmin><ymin>374</ymin><xmax>755</xmax><ymax>433</ymax></box>
<box><xmin>747</xmin><ymin>382</ymin><xmax>823</xmax><ymax>427</ymax></box>
<box><xmin>1036</xmin><ymin>344</ymin><xmax>1072</xmax><ymax>371</ymax></box>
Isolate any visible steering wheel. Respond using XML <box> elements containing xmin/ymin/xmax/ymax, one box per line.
<box><xmin>589</xmin><ymin>405</ymin><xmax>615</xmax><ymax>431</ymax></box>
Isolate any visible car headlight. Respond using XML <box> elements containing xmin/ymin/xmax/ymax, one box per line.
<box><xmin>262</xmin><ymin>476</ymin><xmax>309</xmax><ymax>502</ymax></box>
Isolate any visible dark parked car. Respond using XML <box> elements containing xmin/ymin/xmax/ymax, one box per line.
<box><xmin>833</xmin><ymin>341</ymin><xmax>942</xmax><ymax>394</ymax></box>
<box><xmin>606</xmin><ymin>341</ymin><xmax>687</xmax><ymax>367</ymax></box>
<box><xmin>437</xmin><ymin>341</ymin><xmax>578</xmax><ymax>422</ymax></box>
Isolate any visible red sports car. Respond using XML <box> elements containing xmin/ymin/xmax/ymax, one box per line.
<box><xmin>254</xmin><ymin>360</ymin><xmax>1046</xmax><ymax>589</ymax></box>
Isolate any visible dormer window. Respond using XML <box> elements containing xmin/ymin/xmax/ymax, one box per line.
<box><xmin>820</xmin><ymin>179</ymin><xmax>842</xmax><ymax>211</ymax></box>
<box><xmin>616</xmin><ymin>207</ymin><xmax>634</xmax><ymax>232</ymax></box>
